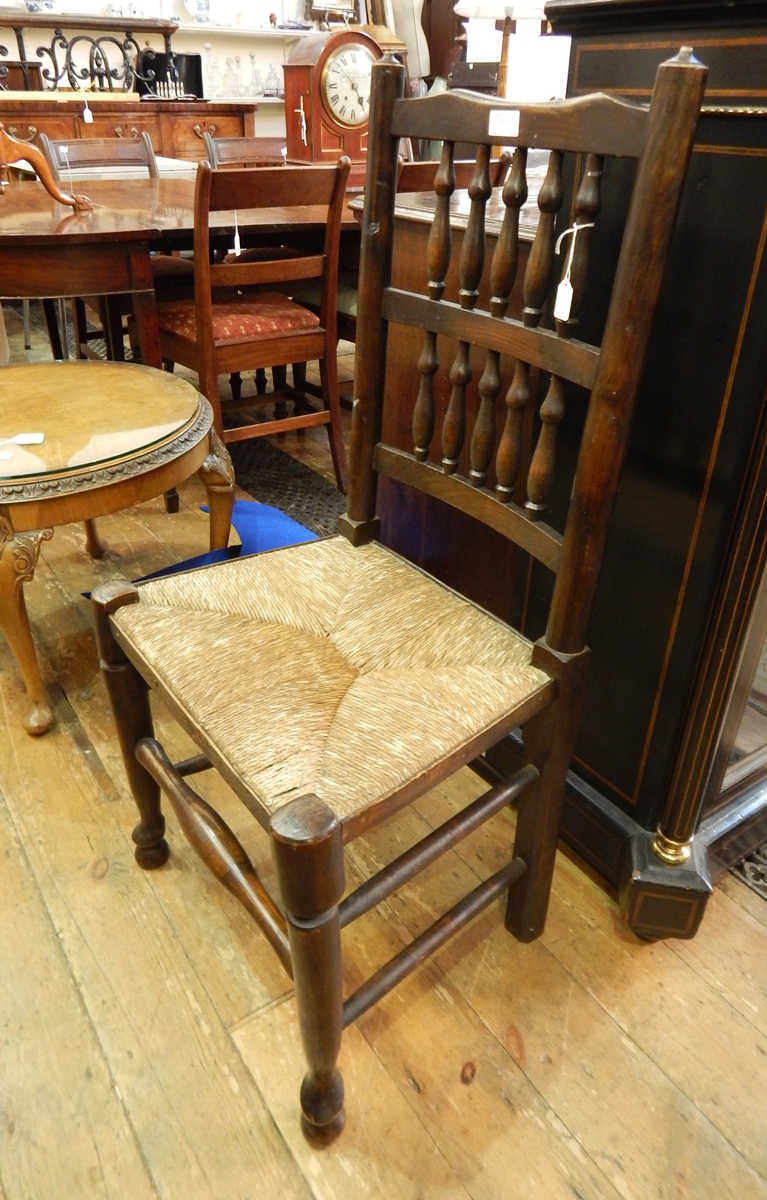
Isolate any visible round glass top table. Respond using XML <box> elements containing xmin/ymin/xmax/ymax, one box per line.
<box><xmin>0</xmin><ymin>361</ymin><xmax>234</xmax><ymax>735</ymax></box>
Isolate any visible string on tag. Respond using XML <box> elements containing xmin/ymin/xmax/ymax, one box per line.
<box><xmin>233</xmin><ymin>208</ymin><xmax>241</xmax><ymax>257</ymax></box>
<box><xmin>60</xmin><ymin>144</ymin><xmax>74</xmax><ymax>197</ymax></box>
<box><xmin>553</xmin><ymin>221</ymin><xmax>595</xmax><ymax>323</ymax></box>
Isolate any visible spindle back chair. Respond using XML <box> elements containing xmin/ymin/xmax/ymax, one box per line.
<box><xmin>93</xmin><ymin>47</ymin><xmax>706</xmax><ymax>1146</ymax></box>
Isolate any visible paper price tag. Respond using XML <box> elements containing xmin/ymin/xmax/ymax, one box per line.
<box><xmin>554</xmin><ymin>277</ymin><xmax>573</xmax><ymax>322</ymax></box>
<box><xmin>488</xmin><ymin>109</ymin><xmax>520</xmax><ymax>140</ymax></box>
<box><xmin>82</xmin><ymin>103</ymin><xmax>93</xmax><ymax>124</ymax></box>
<box><xmin>14</xmin><ymin>433</ymin><xmax>44</xmax><ymax>444</ymax></box>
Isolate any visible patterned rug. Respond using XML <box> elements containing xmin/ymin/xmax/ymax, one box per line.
<box><xmin>229</xmin><ymin>437</ymin><xmax>347</xmax><ymax>538</ymax></box>
<box><xmin>733</xmin><ymin>847</ymin><xmax>767</xmax><ymax>902</ymax></box>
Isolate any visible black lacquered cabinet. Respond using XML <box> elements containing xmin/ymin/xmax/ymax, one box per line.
<box><xmin>531</xmin><ymin>0</ymin><xmax>767</xmax><ymax>937</ymax></box>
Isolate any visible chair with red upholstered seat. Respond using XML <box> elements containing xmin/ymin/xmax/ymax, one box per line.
<box><xmin>92</xmin><ymin>49</ymin><xmax>705</xmax><ymax>1143</ymax></box>
<box><xmin>154</xmin><ymin>157</ymin><xmax>350</xmax><ymax>492</ymax></box>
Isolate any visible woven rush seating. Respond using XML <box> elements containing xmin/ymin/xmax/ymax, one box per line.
<box><xmin>93</xmin><ymin>46</ymin><xmax>706</xmax><ymax>1146</ymax></box>
<box><xmin>106</xmin><ymin>537</ymin><xmax>551</xmax><ymax>823</ymax></box>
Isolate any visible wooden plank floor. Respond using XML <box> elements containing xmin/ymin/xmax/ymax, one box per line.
<box><xmin>2</xmin><ymin>304</ymin><xmax>767</xmax><ymax>1199</ymax></box>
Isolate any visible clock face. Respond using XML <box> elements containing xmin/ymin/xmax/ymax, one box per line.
<box><xmin>320</xmin><ymin>42</ymin><xmax>377</xmax><ymax>128</ymax></box>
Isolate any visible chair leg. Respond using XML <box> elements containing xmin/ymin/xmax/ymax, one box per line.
<box><xmin>319</xmin><ymin>354</ymin><xmax>348</xmax><ymax>493</ymax></box>
<box><xmin>72</xmin><ymin>298</ymin><xmax>89</xmax><ymax>358</ymax></box>
<box><xmin>91</xmin><ymin>581</ymin><xmax>169</xmax><ymax>870</ymax></box>
<box><xmin>505</xmin><ymin>641</ymin><xmax>590</xmax><ymax>943</ymax></box>
<box><xmin>230</xmin><ymin>372</ymin><xmax>243</xmax><ymax>401</ymax></box>
<box><xmin>271</xmin><ymin>795</ymin><xmax>346</xmax><ymax>1146</ymax></box>
<box><xmin>23</xmin><ymin>300</ymin><xmax>31</xmax><ymax>349</ymax></box>
<box><xmin>272</xmin><ymin>365</ymin><xmax>289</xmax><ymax>423</ymax></box>
<box><xmin>255</xmin><ymin>368</ymin><xmax>267</xmax><ymax>395</ymax></box>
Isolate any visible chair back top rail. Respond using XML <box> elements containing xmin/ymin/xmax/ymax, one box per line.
<box><xmin>205</xmin><ymin>161</ymin><xmax>348</xmax><ymax>212</ymax></box>
<box><xmin>39</xmin><ymin>131</ymin><xmax>158</xmax><ymax>183</ymax></box>
<box><xmin>204</xmin><ymin>133</ymin><xmax>286</xmax><ymax>168</ymax></box>
<box><xmin>345</xmin><ymin>49</ymin><xmax>707</xmax><ymax>657</ymax></box>
<box><xmin>391</xmin><ymin>88</ymin><xmax>650</xmax><ymax>159</ymax></box>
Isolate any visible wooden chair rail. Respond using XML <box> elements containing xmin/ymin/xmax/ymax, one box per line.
<box><xmin>382</xmin><ymin>288</ymin><xmax>600</xmax><ymax>390</ymax></box>
<box><xmin>339</xmin><ymin>764</ymin><xmax>539</xmax><ymax>927</ymax></box>
<box><xmin>342</xmin><ymin>857</ymin><xmax>527</xmax><ymax>1027</ymax></box>
<box><xmin>391</xmin><ymin>89</ymin><xmax>650</xmax><ymax>158</ymax></box>
<box><xmin>135</xmin><ymin>738</ymin><xmax>293</xmax><ymax>975</ymax></box>
<box><xmin>374</xmin><ymin>444</ymin><xmax>564</xmax><ymax>570</ymax></box>
<box><xmin>207</xmin><ymin>162</ymin><xmax>346</xmax><ymax>212</ymax></box>
<box><xmin>210</xmin><ymin>254</ymin><xmax>325</xmax><ymax>289</ymax></box>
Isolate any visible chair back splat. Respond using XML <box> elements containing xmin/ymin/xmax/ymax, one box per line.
<box><xmin>92</xmin><ymin>46</ymin><xmax>705</xmax><ymax>1147</ymax></box>
<box><xmin>342</xmin><ymin>49</ymin><xmax>706</xmax><ymax>661</ymax></box>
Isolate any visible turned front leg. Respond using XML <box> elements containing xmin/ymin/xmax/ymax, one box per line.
<box><xmin>198</xmin><ymin>428</ymin><xmax>235</xmax><ymax>552</ymax></box>
<box><xmin>0</xmin><ymin>516</ymin><xmax>54</xmax><ymax>735</ymax></box>
<box><xmin>91</xmin><ymin>580</ymin><xmax>169</xmax><ymax>869</ymax></box>
<box><xmin>271</xmin><ymin>795</ymin><xmax>346</xmax><ymax>1146</ymax></box>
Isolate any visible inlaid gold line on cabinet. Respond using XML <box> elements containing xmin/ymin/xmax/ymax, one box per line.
<box><xmin>632</xmin><ymin>197</ymin><xmax>767</xmax><ymax>806</ymax></box>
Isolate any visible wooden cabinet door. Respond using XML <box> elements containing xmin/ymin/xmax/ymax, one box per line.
<box><xmin>171</xmin><ymin>114</ymin><xmax>244</xmax><ymax>160</ymax></box>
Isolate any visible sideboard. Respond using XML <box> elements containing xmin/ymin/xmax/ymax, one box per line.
<box><xmin>0</xmin><ymin>90</ymin><xmax>257</xmax><ymax>160</ymax></box>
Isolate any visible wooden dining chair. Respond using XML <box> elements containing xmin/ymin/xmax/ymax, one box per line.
<box><xmin>92</xmin><ymin>47</ymin><xmax>706</xmax><ymax>1144</ymax></box>
<box><xmin>152</xmin><ymin>157</ymin><xmax>350</xmax><ymax>492</ymax></box>
<box><xmin>39</xmin><ymin>132</ymin><xmax>195</xmax><ymax>360</ymax></box>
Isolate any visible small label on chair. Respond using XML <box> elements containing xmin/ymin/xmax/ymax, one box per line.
<box><xmin>82</xmin><ymin>104</ymin><xmax>93</xmax><ymax>124</ymax></box>
<box><xmin>554</xmin><ymin>277</ymin><xmax>573</xmax><ymax>322</ymax></box>
<box><xmin>13</xmin><ymin>433</ymin><xmax>44</xmax><ymax>444</ymax></box>
<box><xmin>488</xmin><ymin>109</ymin><xmax>520</xmax><ymax>139</ymax></box>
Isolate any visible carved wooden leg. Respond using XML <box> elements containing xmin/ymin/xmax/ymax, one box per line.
<box><xmin>271</xmin><ymin>795</ymin><xmax>346</xmax><ymax>1146</ymax></box>
<box><xmin>506</xmin><ymin>641</ymin><xmax>590</xmax><ymax>942</ymax></box>
<box><xmin>91</xmin><ymin>580</ymin><xmax>169</xmax><ymax>869</ymax></box>
<box><xmin>83</xmin><ymin>518</ymin><xmax>107</xmax><ymax>559</ymax></box>
<box><xmin>0</xmin><ymin>518</ymin><xmax>54</xmax><ymax>735</ymax></box>
<box><xmin>198</xmin><ymin>428</ymin><xmax>235</xmax><ymax>552</ymax></box>
<box><xmin>230</xmin><ymin>372</ymin><xmax>243</xmax><ymax>402</ymax></box>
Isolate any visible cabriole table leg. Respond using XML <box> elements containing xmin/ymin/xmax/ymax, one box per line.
<box><xmin>0</xmin><ymin>517</ymin><xmax>54</xmax><ymax>735</ymax></box>
<box><xmin>198</xmin><ymin>428</ymin><xmax>235</xmax><ymax>552</ymax></box>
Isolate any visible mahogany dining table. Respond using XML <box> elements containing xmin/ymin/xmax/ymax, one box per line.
<box><xmin>0</xmin><ymin>174</ymin><xmax>359</xmax><ymax>366</ymax></box>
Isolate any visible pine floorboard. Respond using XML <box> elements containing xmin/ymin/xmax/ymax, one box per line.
<box><xmin>1</xmin><ymin>303</ymin><xmax>767</xmax><ymax>1198</ymax></box>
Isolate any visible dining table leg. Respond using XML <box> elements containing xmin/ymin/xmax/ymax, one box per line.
<box><xmin>128</xmin><ymin>244</ymin><xmax>162</xmax><ymax>370</ymax></box>
<box><xmin>0</xmin><ymin>517</ymin><xmax>54</xmax><ymax>735</ymax></box>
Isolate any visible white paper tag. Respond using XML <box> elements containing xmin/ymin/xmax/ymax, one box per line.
<box><xmin>488</xmin><ymin>109</ymin><xmax>520</xmax><ymax>139</ymax></box>
<box><xmin>82</xmin><ymin>103</ymin><xmax>93</xmax><ymax>124</ymax></box>
<box><xmin>554</xmin><ymin>277</ymin><xmax>573</xmax><ymax>322</ymax></box>
<box><xmin>0</xmin><ymin>451</ymin><xmax>12</xmax><ymax>460</ymax></box>
<box><xmin>13</xmin><ymin>433</ymin><xmax>44</xmax><ymax>444</ymax></box>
